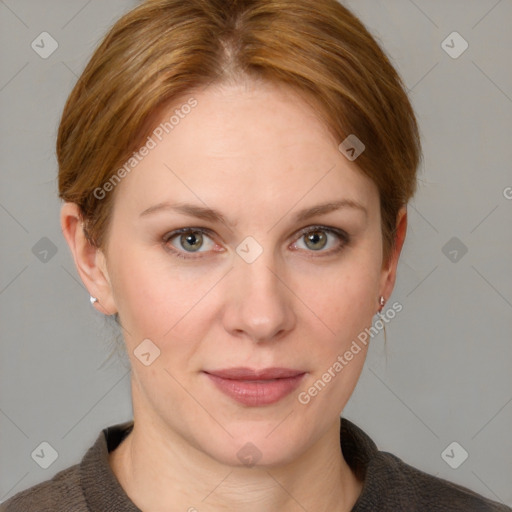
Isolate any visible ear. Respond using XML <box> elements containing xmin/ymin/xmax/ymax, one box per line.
<box><xmin>378</xmin><ymin>206</ymin><xmax>407</xmax><ymax>310</ymax></box>
<box><xmin>60</xmin><ymin>202</ymin><xmax>117</xmax><ymax>316</ymax></box>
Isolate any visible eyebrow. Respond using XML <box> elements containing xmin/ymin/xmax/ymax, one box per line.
<box><xmin>139</xmin><ymin>199</ymin><xmax>367</xmax><ymax>227</ymax></box>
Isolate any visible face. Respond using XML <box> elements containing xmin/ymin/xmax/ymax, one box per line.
<box><xmin>91</xmin><ymin>79</ymin><xmax>399</xmax><ymax>466</ymax></box>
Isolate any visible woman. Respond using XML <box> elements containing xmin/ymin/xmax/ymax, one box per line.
<box><xmin>2</xmin><ymin>0</ymin><xmax>510</xmax><ymax>510</ymax></box>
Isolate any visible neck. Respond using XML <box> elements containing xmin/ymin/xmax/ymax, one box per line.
<box><xmin>109</xmin><ymin>415</ymin><xmax>362</xmax><ymax>512</ymax></box>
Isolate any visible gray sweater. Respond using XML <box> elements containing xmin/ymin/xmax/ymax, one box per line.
<box><xmin>1</xmin><ymin>417</ymin><xmax>510</xmax><ymax>511</ymax></box>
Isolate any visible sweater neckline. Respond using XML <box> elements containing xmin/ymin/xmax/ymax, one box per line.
<box><xmin>80</xmin><ymin>421</ymin><xmax>141</xmax><ymax>512</ymax></box>
<box><xmin>80</xmin><ymin>416</ymin><xmax>379</xmax><ymax>512</ymax></box>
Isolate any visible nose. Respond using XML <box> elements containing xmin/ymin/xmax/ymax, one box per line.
<box><xmin>222</xmin><ymin>250</ymin><xmax>296</xmax><ymax>343</ymax></box>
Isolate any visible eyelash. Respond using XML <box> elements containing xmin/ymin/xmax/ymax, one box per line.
<box><xmin>162</xmin><ymin>225</ymin><xmax>350</xmax><ymax>260</ymax></box>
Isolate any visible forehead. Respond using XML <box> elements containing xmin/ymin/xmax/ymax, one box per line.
<box><xmin>110</xmin><ymin>80</ymin><xmax>379</xmax><ymax>220</ymax></box>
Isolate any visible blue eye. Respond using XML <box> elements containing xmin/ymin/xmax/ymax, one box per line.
<box><xmin>162</xmin><ymin>225</ymin><xmax>349</xmax><ymax>260</ymax></box>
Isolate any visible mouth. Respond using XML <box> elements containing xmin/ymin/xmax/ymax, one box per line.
<box><xmin>203</xmin><ymin>367</ymin><xmax>306</xmax><ymax>406</ymax></box>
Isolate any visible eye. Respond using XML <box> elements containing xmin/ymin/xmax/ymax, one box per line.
<box><xmin>291</xmin><ymin>225</ymin><xmax>349</xmax><ymax>255</ymax></box>
<box><xmin>163</xmin><ymin>228</ymin><xmax>217</xmax><ymax>259</ymax></box>
<box><xmin>162</xmin><ymin>225</ymin><xmax>349</xmax><ymax>260</ymax></box>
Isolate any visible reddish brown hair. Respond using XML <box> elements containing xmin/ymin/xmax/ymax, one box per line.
<box><xmin>57</xmin><ymin>0</ymin><xmax>422</xmax><ymax>262</ymax></box>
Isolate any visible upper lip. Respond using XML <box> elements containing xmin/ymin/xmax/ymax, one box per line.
<box><xmin>204</xmin><ymin>367</ymin><xmax>305</xmax><ymax>380</ymax></box>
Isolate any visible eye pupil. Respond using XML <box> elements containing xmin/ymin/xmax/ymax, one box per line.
<box><xmin>181</xmin><ymin>231</ymin><xmax>203</xmax><ymax>251</ymax></box>
<box><xmin>305</xmin><ymin>231</ymin><xmax>327</xmax><ymax>251</ymax></box>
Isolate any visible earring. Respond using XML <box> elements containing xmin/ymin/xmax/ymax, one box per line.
<box><xmin>90</xmin><ymin>295</ymin><xmax>98</xmax><ymax>305</ymax></box>
<box><xmin>378</xmin><ymin>296</ymin><xmax>385</xmax><ymax>312</ymax></box>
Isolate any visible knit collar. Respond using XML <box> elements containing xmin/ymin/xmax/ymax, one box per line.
<box><xmin>80</xmin><ymin>416</ymin><xmax>379</xmax><ymax>511</ymax></box>
<box><xmin>81</xmin><ymin>420</ymin><xmax>140</xmax><ymax>511</ymax></box>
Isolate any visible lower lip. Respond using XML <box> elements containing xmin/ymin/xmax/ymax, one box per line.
<box><xmin>205</xmin><ymin>373</ymin><xmax>306</xmax><ymax>406</ymax></box>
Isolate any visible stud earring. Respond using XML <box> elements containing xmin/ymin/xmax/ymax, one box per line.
<box><xmin>90</xmin><ymin>295</ymin><xmax>98</xmax><ymax>305</ymax></box>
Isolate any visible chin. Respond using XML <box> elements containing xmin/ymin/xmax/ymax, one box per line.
<box><xmin>194</xmin><ymin>419</ymin><xmax>311</xmax><ymax>469</ymax></box>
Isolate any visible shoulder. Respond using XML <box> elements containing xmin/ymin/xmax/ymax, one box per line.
<box><xmin>1</xmin><ymin>421</ymin><xmax>134</xmax><ymax>512</ymax></box>
<box><xmin>0</xmin><ymin>463</ymin><xmax>88</xmax><ymax>512</ymax></box>
<box><xmin>359</xmin><ymin>450</ymin><xmax>511</xmax><ymax>511</ymax></box>
<box><xmin>340</xmin><ymin>417</ymin><xmax>511</xmax><ymax>511</ymax></box>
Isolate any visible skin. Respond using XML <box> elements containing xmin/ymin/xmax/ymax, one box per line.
<box><xmin>61</xmin><ymin>78</ymin><xmax>407</xmax><ymax>512</ymax></box>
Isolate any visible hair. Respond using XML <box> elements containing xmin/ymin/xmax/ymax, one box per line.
<box><xmin>57</xmin><ymin>0</ymin><xmax>421</xmax><ymax>265</ymax></box>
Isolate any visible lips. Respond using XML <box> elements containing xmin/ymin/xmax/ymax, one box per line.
<box><xmin>206</xmin><ymin>367</ymin><xmax>304</xmax><ymax>380</ymax></box>
<box><xmin>203</xmin><ymin>367</ymin><xmax>306</xmax><ymax>406</ymax></box>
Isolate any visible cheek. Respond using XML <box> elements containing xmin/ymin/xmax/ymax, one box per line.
<box><xmin>109</xmin><ymin>246</ymin><xmax>224</xmax><ymax>346</ymax></box>
<box><xmin>301</xmin><ymin>254</ymin><xmax>381</xmax><ymax>336</ymax></box>
<box><xmin>294</xmin><ymin>265</ymin><xmax>377</xmax><ymax>415</ymax></box>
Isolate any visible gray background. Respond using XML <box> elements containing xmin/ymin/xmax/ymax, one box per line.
<box><xmin>1</xmin><ymin>0</ymin><xmax>511</xmax><ymax>506</ymax></box>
